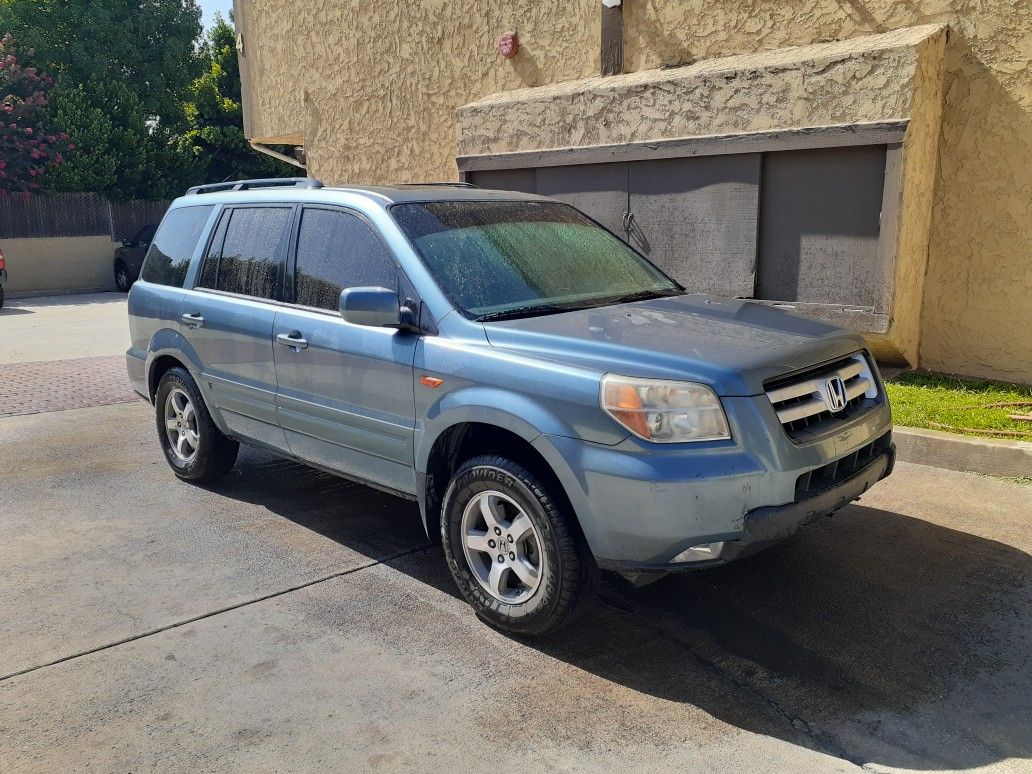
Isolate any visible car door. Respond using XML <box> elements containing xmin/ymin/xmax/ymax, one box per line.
<box><xmin>273</xmin><ymin>205</ymin><xmax>418</xmax><ymax>495</ymax></box>
<box><xmin>183</xmin><ymin>204</ymin><xmax>294</xmax><ymax>452</ymax></box>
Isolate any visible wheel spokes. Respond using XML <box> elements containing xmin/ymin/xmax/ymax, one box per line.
<box><xmin>464</xmin><ymin>530</ymin><xmax>493</xmax><ymax>554</ymax></box>
<box><xmin>479</xmin><ymin>493</ymin><xmax>504</xmax><ymax>531</ymax></box>
<box><xmin>507</xmin><ymin>513</ymin><xmax>534</xmax><ymax>544</ymax></box>
<box><xmin>487</xmin><ymin>560</ymin><xmax>508</xmax><ymax>596</ymax></box>
<box><xmin>510</xmin><ymin>555</ymin><xmax>539</xmax><ymax>587</ymax></box>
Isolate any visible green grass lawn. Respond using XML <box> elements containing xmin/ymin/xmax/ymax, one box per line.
<box><xmin>884</xmin><ymin>370</ymin><xmax>1032</xmax><ymax>439</ymax></box>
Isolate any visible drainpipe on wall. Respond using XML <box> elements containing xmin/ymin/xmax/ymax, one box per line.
<box><xmin>601</xmin><ymin>0</ymin><xmax>623</xmax><ymax>75</ymax></box>
<box><xmin>249</xmin><ymin>141</ymin><xmax>307</xmax><ymax>170</ymax></box>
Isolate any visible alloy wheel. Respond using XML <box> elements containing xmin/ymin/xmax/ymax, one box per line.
<box><xmin>460</xmin><ymin>490</ymin><xmax>545</xmax><ymax>603</ymax></box>
<box><xmin>164</xmin><ymin>388</ymin><xmax>200</xmax><ymax>463</ymax></box>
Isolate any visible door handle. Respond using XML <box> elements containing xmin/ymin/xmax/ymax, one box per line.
<box><xmin>181</xmin><ymin>312</ymin><xmax>204</xmax><ymax>328</ymax></box>
<box><xmin>276</xmin><ymin>331</ymin><xmax>308</xmax><ymax>350</ymax></box>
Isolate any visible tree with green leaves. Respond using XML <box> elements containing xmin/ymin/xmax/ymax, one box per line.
<box><xmin>42</xmin><ymin>78</ymin><xmax>200</xmax><ymax>200</ymax></box>
<box><xmin>0</xmin><ymin>32</ymin><xmax>70</xmax><ymax>195</ymax></box>
<box><xmin>0</xmin><ymin>1</ymin><xmax>291</xmax><ymax>200</ymax></box>
<box><xmin>0</xmin><ymin>0</ymin><xmax>204</xmax><ymax>121</ymax></box>
<box><xmin>0</xmin><ymin>0</ymin><xmax>204</xmax><ymax>199</ymax></box>
<box><xmin>180</xmin><ymin>14</ymin><xmax>295</xmax><ymax>184</ymax></box>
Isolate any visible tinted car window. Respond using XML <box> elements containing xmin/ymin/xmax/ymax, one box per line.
<box><xmin>139</xmin><ymin>205</ymin><xmax>214</xmax><ymax>287</ymax></box>
<box><xmin>136</xmin><ymin>223</ymin><xmax>157</xmax><ymax>243</ymax></box>
<box><xmin>211</xmin><ymin>207</ymin><xmax>292</xmax><ymax>300</ymax></box>
<box><xmin>196</xmin><ymin>210</ymin><xmax>230</xmax><ymax>290</ymax></box>
<box><xmin>294</xmin><ymin>208</ymin><xmax>398</xmax><ymax>311</ymax></box>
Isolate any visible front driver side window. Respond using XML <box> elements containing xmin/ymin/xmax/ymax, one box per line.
<box><xmin>294</xmin><ymin>208</ymin><xmax>399</xmax><ymax>311</ymax></box>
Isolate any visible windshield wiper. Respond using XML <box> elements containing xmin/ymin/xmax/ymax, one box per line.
<box><xmin>475</xmin><ymin>303</ymin><xmax>570</xmax><ymax>322</ymax></box>
<box><xmin>601</xmin><ymin>288</ymin><xmax>682</xmax><ymax>306</ymax></box>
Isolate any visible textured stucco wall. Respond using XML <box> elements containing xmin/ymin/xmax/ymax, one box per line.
<box><xmin>238</xmin><ymin>0</ymin><xmax>1032</xmax><ymax>383</ymax></box>
<box><xmin>237</xmin><ymin>0</ymin><xmax>601</xmax><ymax>181</ymax></box>
<box><xmin>3</xmin><ymin>236</ymin><xmax>117</xmax><ymax>296</ymax></box>
<box><xmin>455</xmin><ymin>25</ymin><xmax>936</xmax><ymax>156</ymax></box>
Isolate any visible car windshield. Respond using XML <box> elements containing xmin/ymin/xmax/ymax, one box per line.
<box><xmin>390</xmin><ymin>200</ymin><xmax>682</xmax><ymax>320</ymax></box>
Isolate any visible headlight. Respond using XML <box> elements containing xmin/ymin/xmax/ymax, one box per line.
<box><xmin>600</xmin><ymin>375</ymin><xmax>731</xmax><ymax>443</ymax></box>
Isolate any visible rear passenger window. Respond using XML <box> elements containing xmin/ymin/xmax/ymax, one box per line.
<box><xmin>196</xmin><ymin>210</ymin><xmax>229</xmax><ymax>290</ymax></box>
<box><xmin>199</xmin><ymin>207</ymin><xmax>292</xmax><ymax>300</ymax></box>
<box><xmin>140</xmin><ymin>205</ymin><xmax>214</xmax><ymax>287</ymax></box>
<box><xmin>294</xmin><ymin>208</ymin><xmax>398</xmax><ymax>311</ymax></box>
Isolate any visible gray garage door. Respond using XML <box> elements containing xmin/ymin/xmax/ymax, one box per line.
<box><xmin>467</xmin><ymin>145</ymin><xmax>888</xmax><ymax>311</ymax></box>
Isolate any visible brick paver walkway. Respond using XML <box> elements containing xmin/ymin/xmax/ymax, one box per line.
<box><xmin>0</xmin><ymin>356</ymin><xmax>140</xmax><ymax>417</ymax></box>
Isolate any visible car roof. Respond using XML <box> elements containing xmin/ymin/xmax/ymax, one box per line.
<box><xmin>171</xmin><ymin>182</ymin><xmax>549</xmax><ymax>209</ymax></box>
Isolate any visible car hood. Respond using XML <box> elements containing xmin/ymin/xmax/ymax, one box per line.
<box><xmin>482</xmin><ymin>294</ymin><xmax>868</xmax><ymax>396</ymax></box>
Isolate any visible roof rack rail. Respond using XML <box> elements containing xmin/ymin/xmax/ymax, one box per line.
<box><xmin>185</xmin><ymin>177</ymin><xmax>324</xmax><ymax>196</ymax></box>
<box><xmin>397</xmin><ymin>182</ymin><xmax>478</xmax><ymax>188</ymax></box>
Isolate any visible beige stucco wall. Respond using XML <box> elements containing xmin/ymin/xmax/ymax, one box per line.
<box><xmin>237</xmin><ymin>0</ymin><xmax>1032</xmax><ymax>383</ymax></box>
<box><xmin>2</xmin><ymin>236</ymin><xmax>117</xmax><ymax>296</ymax></box>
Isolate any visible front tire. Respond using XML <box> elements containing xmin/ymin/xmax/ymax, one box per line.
<box><xmin>114</xmin><ymin>261</ymin><xmax>132</xmax><ymax>292</ymax></box>
<box><xmin>154</xmin><ymin>366</ymin><xmax>239</xmax><ymax>482</ymax></box>
<box><xmin>441</xmin><ymin>455</ymin><xmax>598</xmax><ymax>636</ymax></box>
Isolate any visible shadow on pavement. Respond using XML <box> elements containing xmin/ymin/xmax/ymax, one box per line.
<box><xmin>0</xmin><ymin>305</ymin><xmax>34</xmax><ymax>316</ymax></box>
<box><xmin>217</xmin><ymin>447</ymin><xmax>1032</xmax><ymax>770</ymax></box>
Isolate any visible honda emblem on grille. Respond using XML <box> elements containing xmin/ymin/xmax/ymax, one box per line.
<box><xmin>824</xmin><ymin>376</ymin><xmax>848</xmax><ymax>412</ymax></box>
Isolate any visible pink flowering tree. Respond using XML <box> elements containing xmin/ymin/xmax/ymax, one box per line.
<box><xmin>0</xmin><ymin>33</ymin><xmax>71</xmax><ymax>196</ymax></box>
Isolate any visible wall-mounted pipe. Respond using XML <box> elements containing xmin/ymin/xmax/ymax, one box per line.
<box><xmin>249</xmin><ymin>141</ymin><xmax>306</xmax><ymax>170</ymax></box>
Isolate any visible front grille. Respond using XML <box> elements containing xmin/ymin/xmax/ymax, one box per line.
<box><xmin>765</xmin><ymin>352</ymin><xmax>880</xmax><ymax>442</ymax></box>
<box><xmin>794</xmin><ymin>431</ymin><xmax>892</xmax><ymax>500</ymax></box>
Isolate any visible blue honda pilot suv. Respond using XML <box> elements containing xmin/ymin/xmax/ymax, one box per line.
<box><xmin>127</xmin><ymin>177</ymin><xmax>894</xmax><ymax>636</ymax></box>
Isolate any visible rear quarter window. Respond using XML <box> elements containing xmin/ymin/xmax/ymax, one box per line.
<box><xmin>140</xmin><ymin>205</ymin><xmax>215</xmax><ymax>287</ymax></box>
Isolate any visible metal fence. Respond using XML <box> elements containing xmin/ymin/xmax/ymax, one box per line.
<box><xmin>0</xmin><ymin>193</ymin><xmax>171</xmax><ymax>241</ymax></box>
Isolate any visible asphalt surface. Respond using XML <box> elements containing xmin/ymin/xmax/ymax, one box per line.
<box><xmin>0</xmin><ymin>295</ymin><xmax>1029</xmax><ymax>771</ymax></box>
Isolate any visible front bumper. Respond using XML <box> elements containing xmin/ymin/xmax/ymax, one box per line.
<box><xmin>534</xmin><ymin>394</ymin><xmax>894</xmax><ymax>567</ymax></box>
<box><xmin>597</xmin><ymin>443</ymin><xmax>894</xmax><ymax>573</ymax></box>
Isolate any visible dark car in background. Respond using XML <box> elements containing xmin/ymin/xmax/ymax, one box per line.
<box><xmin>113</xmin><ymin>223</ymin><xmax>157</xmax><ymax>292</ymax></box>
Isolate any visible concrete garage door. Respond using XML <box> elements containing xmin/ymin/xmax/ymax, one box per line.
<box><xmin>468</xmin><ymin>145</ymin><xmax>888</xmax><ymax>315</ymax></box>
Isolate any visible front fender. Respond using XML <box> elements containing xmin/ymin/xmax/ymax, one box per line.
<box><xmin>415</xmin><ymin>386</ymin><xmax>572</xmax><ymax>473</ymax></box>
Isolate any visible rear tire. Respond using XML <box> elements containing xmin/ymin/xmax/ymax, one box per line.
<box><xmin>441</xmin><ymin>454</ymin><xmax>598</xmax><ymax>636</ymax></box>
<box><xmin>154</xmin><ymin>366</ymin><xmax>238</xmax><ymax>482</ymax></box>
<box><xmin>114</xmin><ymin>261</ymin><xmax>132</xmax><ymax>292</ymax></box>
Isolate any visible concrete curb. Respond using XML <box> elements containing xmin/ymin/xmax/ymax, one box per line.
<box><xmin>894</xmin><ymin>425</ymin><xmax>1032</xmax><ymax>479</ymax></box>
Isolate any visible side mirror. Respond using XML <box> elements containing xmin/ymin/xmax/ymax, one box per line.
<box><xmin>121</xmin><ymin>239</ymin><xmax>134</xmax><ymax>248</ymax></box>
<box><xmin>339</xmin><ymin>287</ymin><xmax>416</xmax><ymax>330</ymax></box>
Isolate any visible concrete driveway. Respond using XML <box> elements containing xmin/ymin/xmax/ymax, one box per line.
<box><xmin>1</xmin><ymin>296</ymin><xmax>1030</xmax><ymax>772</ymax></box>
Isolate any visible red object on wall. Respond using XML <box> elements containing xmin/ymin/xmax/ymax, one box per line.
<box><xmin>497</xmin><ymin>32</ymin><xmax>518</xmax><ymax>59</ymax></box>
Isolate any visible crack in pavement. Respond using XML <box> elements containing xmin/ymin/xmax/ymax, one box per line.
<box><xmin>0</xmin><ymin>543</ymin><xmax>434</xmax><ymax>684</ymax></box>
<box><xmin>2</xmin><ymin>544</ymin><xmax>857</xmax><ymax>767</ymax></box>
